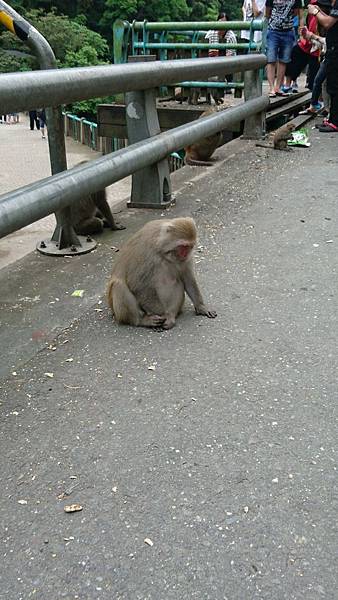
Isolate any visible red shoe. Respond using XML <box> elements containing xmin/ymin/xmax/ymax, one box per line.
<box><xmin>315</xmin><ymin>118</ymin><xmax>329</xmax><ymax>129</ymax></box>
<box><xmin>318</xmin><ymin>121</ymin><xmax>338</xmax><ymax>132</ymax></box>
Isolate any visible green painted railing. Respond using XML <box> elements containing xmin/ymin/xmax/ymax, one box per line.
<box><xmin>113</xmin><ymin>19</ymin><xmax>265</xmax><ymax>64</ymax></box>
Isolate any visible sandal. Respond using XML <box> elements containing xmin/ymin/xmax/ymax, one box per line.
<box><xmin>269</xmin><ymin>91</ymin><xmax>276</xmax><ymax>98</ymax></box>
<box><xmin>318</xmin><ymin>121</ymin><xmax>338</xmax><ymax>132</ymax></box>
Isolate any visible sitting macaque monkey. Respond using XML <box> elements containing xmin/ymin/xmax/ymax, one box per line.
<box><xmin>184</xmin><ymin>107</ymin><xmax>222</xmax><ymax>166</ymax></box>
<box><xmin>70</xmin><ymin>160</ymin><xmax>125</xmax><ymax>235</ymax></box>
<box><xmin>255</xmin><ymin>123</ymin><xmax>295</xmax><ymax>151</ymax></box>
<box><xmin>107</xmin><ymin>217</ymin><xmax>217</xmax><ymax>329</ymax></box>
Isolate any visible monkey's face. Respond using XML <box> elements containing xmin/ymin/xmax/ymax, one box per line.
<box><xmin>175</xmin><ymin>242</ymin><xmax>194</xmax><ymax>262</ymax></box>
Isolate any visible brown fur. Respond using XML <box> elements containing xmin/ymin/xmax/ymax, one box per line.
<box><xmin>256</xmin><ymin>123</ymin><xmax>295</xmax><ymax>151</ymax></box>
<box><xmin>184</xmin><ymin>108</ymin><xmax>222</xmax><ymax>166</ymax></box>
<box><xmin>107</xmin><ymin>217</ymin><xmax>217</xmax><ymax>329</ymax></box>
<box><xmin>70</xmin><ymin>160</ymin><xmax>125</xmax><ymax>235</ymax></box>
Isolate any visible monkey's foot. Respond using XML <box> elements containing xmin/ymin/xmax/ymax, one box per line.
<box><xmin>162</xmin><ymin>317</ymin><xmax>176</xmax><ymax>330</ymax></box>
<box><xmin>195</xmin><ymin>306</ymin><xmax>217</xmax><ymax>318</ymax></box>
<box><xmin>112</xmin><ymin>222</ymin><xmax>126</xmax><ymax>231</ymax></box>
<box><xmin>141</xmin><ymin>314</ymin><xmax>166</xmax><ymax>327</ymax></box>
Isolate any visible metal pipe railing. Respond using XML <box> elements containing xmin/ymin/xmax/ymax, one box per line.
<box><xmin>0</xmin><ymin>55</ymin><xmax>266</xmax><ymax>115</ymax></box>
<box><xmin>0</xmin><ymin>1</ymin><xmax>67</xmax><ymax>175</ymax></box>
<box><xmin>0</xmin><ymin>1</ymin><xmax>92</xmax><ymax>255</ymax></box>
<box><xmin>131</xmin><ymin>20</ymin><xmax>264</xmax><ymax>32</ymax></box>
<box><xmin>0</xmin><ymin>95</ymin><xmax>268</xmax><ymax>239</ymax></box>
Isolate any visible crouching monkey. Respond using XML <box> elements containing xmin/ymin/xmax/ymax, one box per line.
<box><xmin>184</xmin><ymin>108</ymin><xmax>222</xmax><ymax>166</ymax></box>
<box><xmin>70</xmin><ymin>160</ymin><xmax>125</xmax><ymax>235</ymax></box>
<box><xmin>255</xmin><ymin>123</ymin><xmax>295</xmax><ymax>151</ymax></box>
<box><xmin>107</xmin><ymin>217</ymin><xmax>217</xmax><ymax>329</ymax></box>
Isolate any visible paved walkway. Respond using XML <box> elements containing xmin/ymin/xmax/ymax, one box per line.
<box><xmin>0</xmin><ymin>114</ymin><xmax>130</xmax><ymax>268</ymax></box>
<box><xmin>1</xmin><ymin>122</ymin><xmax>337</xmax><ymax>599</ymax></box>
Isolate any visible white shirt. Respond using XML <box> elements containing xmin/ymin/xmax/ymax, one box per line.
<box><xmin>241</xmin><ymin>0</ymin><xmax>266</xmax><ymax>42</ymax></box>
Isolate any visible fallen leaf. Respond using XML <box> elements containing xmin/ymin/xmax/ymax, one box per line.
<box><xmin>18</xmin><ymin>499</ymin><xmax>28</xmax><ymax>505</ymax></box>
<box><xmin>64</xmin><ymin>503</ymin><xmax>83</xmax><ymax>513</ymax></box>
<box><xmin>71</xmin><ymin>290</ymin><xmax>84</xmax><ymax>298</ymax></box>
<box><xmin>144</xmin><ymin>538</ymin><xmax>154</xmax><ymax>547</ymax></box>
<box><xmin>45</xmin><ymin>372</ymin><xmax>54</xmax><ymax>378</ymax></box>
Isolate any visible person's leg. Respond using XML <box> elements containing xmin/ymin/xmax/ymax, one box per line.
<box><xmin>283</xmin><ymin>43</ymin><xmax>306</xmax><ymax>90</ymax></box>
<box><xmin>307</xmin><ymin>56</ymin><xmax>320</xmax><ymax>91</ymax></box>
<box><xmin>275</xmin><ymin>30</ymin><xmax>296</xmax><ymax>93</ymax></box>
<box><xmin>319</xmin><ymin>49</ymin><xmax>338</xmax><ymax>131</ymax></box>
<box><xmin>276</xmin><ymin>61</ymin><xmax>287</xmax><ymax>91</ymax></box>
<box><xmin>29</xmin><ymin>111</ymin><xmax>34</xmax><ymax>130</ymax></box>
<box><xmin>266</xmin><ymin>30</ymin><xmax>278</xmax><ymax>94</ymax></box>
<box><xmin>267</xmin><ymin>63</ymin><xmax>277</xmax><ymax>93</ymax></box>
<box><xmin>311</xmin><ymin>60</ymin><xmax>327</xmax><ymax>107</ymax></box>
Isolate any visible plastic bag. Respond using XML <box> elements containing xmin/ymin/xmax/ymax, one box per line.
<box><xmin>287</xmin><ymin>128</ymin><xmax>311</xmax><ymax>147</ymax></box>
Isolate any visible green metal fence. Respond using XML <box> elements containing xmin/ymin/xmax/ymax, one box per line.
<box><xmin>113</xmin><ymin>19</ymin><xmax>266</xmax><ymax>64</ymax></box>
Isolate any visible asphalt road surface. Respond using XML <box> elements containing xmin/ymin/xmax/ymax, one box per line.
<box><xmin>1</xmin><ymin>127</ymin><xmax>337</xmax><ymax>600</ymax></box>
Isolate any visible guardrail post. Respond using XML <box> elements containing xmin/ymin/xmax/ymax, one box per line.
<box><xmin>243</xmin><ymin>68</ymin><xmax>265</xmax><ymax>139</ymax></box>
<box><xmin>0</xmin><ymin>1</ymin><xmax>97</xmax><ymax>256</ymax></box>
<box><xmin>125</xmin><ymin>55</ymin><xmax>172</xmax><ymax>208</ymax></box>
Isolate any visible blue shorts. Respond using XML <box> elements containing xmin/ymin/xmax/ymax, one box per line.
<box><xmin>266</xmin><ymin>29</ymin><xmax>295</xmax><ymax>64</ymax></box>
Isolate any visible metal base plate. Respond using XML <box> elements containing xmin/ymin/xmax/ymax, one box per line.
<box><xmin>127</xmin><ymin>199</ymin><xmax>172</xmax><ymax>209</ymax></box>
<box><xmin>36</xmin><ymin>236</ymin><xmax>97</xmax><ymax>257</ymax></box>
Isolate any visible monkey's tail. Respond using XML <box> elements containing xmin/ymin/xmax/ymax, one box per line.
<box><xmin>107</xmin><ymin>279</ymin><xmax>114</xmax><ymax>312</ymax></box>
<box><xmin>255</xmin><ymin>142</ymin><xmax>273</xmax><ymax>149</ymax></box>
<box><xmin>185</xmin><ymin>157</ymin><xmax>214</xmax><ymax>167</ymax></box>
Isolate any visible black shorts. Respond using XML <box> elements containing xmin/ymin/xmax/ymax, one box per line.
<box><xmin>285</xmin><ymin>44</ymin><xmax>319</xmax><ymax>82</ymax></box>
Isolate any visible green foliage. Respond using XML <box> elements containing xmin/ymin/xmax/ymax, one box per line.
<box><xmin>102</xmin><ymin>0</ymin><xmax>190</xmax><ymax>23</ymax></box>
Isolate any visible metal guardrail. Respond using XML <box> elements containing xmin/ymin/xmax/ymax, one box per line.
<box><xmin>0</xmin><ymin>47</ymin><xmax>267</xmax><ymax>255</ymax></box>
<box><xmin>0</xmin><ymin>55</ymin><xmax>265</xmax><ymax>114</ymax></box>
<box><xmin>0</xmin><ymin>95</ymin><xmax>268</xmax><ymax>239</ymax></box>
<box><xmin>0</xmin><ymin>0</ymin><xmax>96</xmax><ymax>255</ymax></box>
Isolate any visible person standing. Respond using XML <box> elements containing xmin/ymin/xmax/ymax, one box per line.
<box><xmin>37</xmin><ymin>108</ymin><xmax>47</xmax><ymax>139</ymax></box>
<box><xmin>241</xmin><ymin>0</ymin><xmax>267</xmax><ymax>44</ymax></box>
<box><xmin>205</xmin><ymin>13</ymin><xmax>231</xmax><ymax>103</ymax></box>
<box><xmin>265</xmin><ymin>0</ymin><xmax>304</xmax><ymax>97</ymax></box>
<box><xmin>308</xmin><ymin>0</ymin><xmax>338</xmax><ymax>131</ymax></box>
<box><xmin>29</xmin><ymin>110</ymin><xmax>40</xmax><ymax>131</ymax></box>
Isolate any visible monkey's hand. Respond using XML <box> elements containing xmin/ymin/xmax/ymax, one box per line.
<box><xmin>195</xmin><ymin>305</ymin><xmax>217</xmax><ymax>318</ymax></box>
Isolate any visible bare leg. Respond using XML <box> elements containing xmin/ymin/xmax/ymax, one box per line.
<box><xmin>276</xmin><ymin>62</ymin><xmax>287</xmax><ymax>92</ymax></box>
<box><xmin>266</xmin><ymin>63</ymin><xmax>277</xmax><ymax>93</ymax></box>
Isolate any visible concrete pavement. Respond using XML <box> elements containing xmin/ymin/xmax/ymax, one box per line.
<box><xmin>0</xmin><ymin>124</ymin><xmax>338</xmax><ymax>599</ymax></box>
